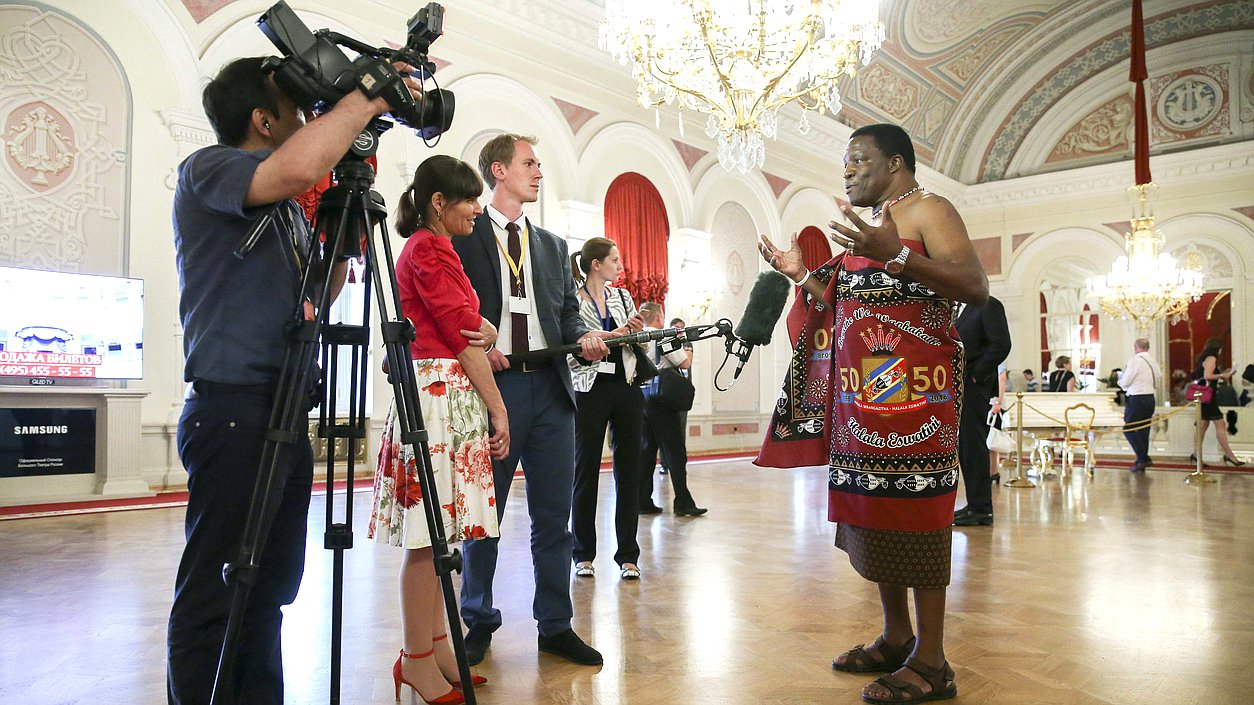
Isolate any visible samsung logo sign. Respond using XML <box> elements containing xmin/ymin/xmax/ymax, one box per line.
<box><xmin>13</xmin><ymin>425</ymin><xmax>70</xmax><ymax>435</ymax></box>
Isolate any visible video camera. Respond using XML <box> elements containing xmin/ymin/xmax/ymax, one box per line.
<box><xmin>257</xmin><ymin>1</ymin><xmax>454</xmax><ymax>139</ymax></box>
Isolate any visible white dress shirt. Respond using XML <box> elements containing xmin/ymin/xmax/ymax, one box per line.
<box><xmin>1118</xmin><ymin>351</ymin><xmax>1161</xmax><ymax>396</ymax></box>
<box><xmin>485</xmin><ymin>204</ymin><xmax>548</xmax><ymax>354</ymax></box>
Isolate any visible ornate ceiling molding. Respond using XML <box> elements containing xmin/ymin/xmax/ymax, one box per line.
<box><xmin>961</xmin><ymin>139</ymin><xmax>1254</xmax><ymax>210</ymax></box>
<box><xmin>971</xmin><ymin>1</ymin><xmax>1254</xmax><ymax>182</ymax></box>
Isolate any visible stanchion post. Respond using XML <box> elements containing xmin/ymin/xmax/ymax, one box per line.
<box><xmin>1185</xmin><ymin>399</ymin><xmax>1216</xmax><ymax>485</ymax></box>
<box><xmin>1006</xmin><ymin>392</ymin><xmax>1036</xmax><ymax>488</ymax></box>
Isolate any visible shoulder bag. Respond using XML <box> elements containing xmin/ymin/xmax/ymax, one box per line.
<box><xmin>1185</xmin><ymin>381</ymin><xmax>1213</xmax><ymax>404</ymax></box>
<box><xmin>656</xmin><ymin>367</ymin><xmax>695</xmax><ymax>411</ymax></box>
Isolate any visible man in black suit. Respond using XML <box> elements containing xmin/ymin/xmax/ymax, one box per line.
<box><xmin>451</xmin><ymin>133</ymin><xmax>608</xmax><ymax>666</ymax></box>
<box><xmin>953</xmin><ymin>295</ymin><xmax>1011</xmax><ymax>526</ymax></box>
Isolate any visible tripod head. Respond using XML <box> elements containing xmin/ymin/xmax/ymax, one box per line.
<box><xmin>311</xmin><ymin>119</ymin><xmax>393</xmax><ymax>261</ymax></box>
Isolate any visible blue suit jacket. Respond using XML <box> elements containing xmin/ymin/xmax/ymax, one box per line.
<box><xmin>452</xmin><ymin>212</ymin><xmax>590</xmax><ymax>402</ymax></box>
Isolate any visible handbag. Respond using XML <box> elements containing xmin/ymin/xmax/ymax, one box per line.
<box><xmin>630</xmin><ymin>344</ymin><xmax>659</xmax><ymax>385</ymax></box>
<box><xmin>985</xmin><ymin>410</ymin><xmax>1016</xmax><ymax>453</ymax></box>
<box><xmin>656</xmin><ymin>367</ymin><xmax>696</xmax><ymax>411</ymax></box>
<box><xmin>1186</xmin><ymin>381</ymin><xmax>1213</xmax><ymax>404</ymax></box>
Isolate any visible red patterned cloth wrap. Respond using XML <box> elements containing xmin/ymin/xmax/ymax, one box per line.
<box><xmin>757</xmin><ymin>244</ymin><xmax>963</xmax><ymax>532</ymax></box>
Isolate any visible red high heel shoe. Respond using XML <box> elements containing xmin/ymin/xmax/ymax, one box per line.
<box><xmin>433</xmin><ymin>634</ymin><xmax>488</xmax><ymax>688</ymax></box>
<box><xmin>392</xmin><ymin>649</ymin><xmax>464</xmax><ymax>704</ymax></box>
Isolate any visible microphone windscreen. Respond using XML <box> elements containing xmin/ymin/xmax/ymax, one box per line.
<box><xmin>734</xmin><ymin>271</ymin><xmax>792</xmax><ymax>346</ymax></box>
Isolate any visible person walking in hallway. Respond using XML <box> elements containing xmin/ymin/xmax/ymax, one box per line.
<box><xmin>637</xmin><ymin>303</ymin><xmax>706</xmax><ymax>517</ymax></box>
<box><xmin>1117</xmin><ymin>337</ymin><xmax>1161</xmax><ymax>473</ymax></box>
<box><xmin>953</xmin><ymin>296</ymin><xmax>1011</xmax><ymax>527</ymax></box>
<box><xmin>451</xmin><ymin>133</ymin><xmax>609</xmax><ymax>667</ymax></box>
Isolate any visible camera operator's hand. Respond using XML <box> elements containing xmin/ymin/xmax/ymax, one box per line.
<box><xmin>354</xmin><ymin>59</ymin><xmax>425</xmax><ymax>116</ymax></box>
<box><xmin>461</xmin><ymin>317</ymin><xmax>498</xmax><ymax>349</ymax></box>
<box><xmin>578</xmin><ymin>332</ymin><xmax>610</xmax><ymax>362</ymax></box>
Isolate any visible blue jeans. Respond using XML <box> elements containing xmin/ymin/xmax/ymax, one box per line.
<box><xmin>167</xmin><ymin>390</ymin><xmax>313</xmax><ymax>705</ymax></box>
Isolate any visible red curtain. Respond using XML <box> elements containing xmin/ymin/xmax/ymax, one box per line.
<box><xmin>603</xmin><ymin>172</ymin><xmax>670</xmax><ymax>305</ymax></box>
<box><xmin>798</xmin><ymin>226</ymin><xmax>832</xmax><ymax>270</ymax></box>
<box><xmin>1167</xmin><ymin>292</ymin><xmax>1231</xmax><ymax>377</ymax></box>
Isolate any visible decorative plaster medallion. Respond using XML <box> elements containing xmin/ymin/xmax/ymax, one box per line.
<box><xmin>1156</xmin><ymin>74</ymin><xmax>1222</xmax><ymax>132</ymax></box>
<box><xmin>4</xmin><ymin>102</ymin><xmax>75</xmax><ymax>190</ymax></box>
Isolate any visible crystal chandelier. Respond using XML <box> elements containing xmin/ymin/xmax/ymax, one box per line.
<box><xmin>600</xmin><ymin>0</ymin><xmax>884</xmax><ymax>174</ymax></box>
<box><xmin>1088</xmin><ymin>184</ymin><xmax>1204</xmax><ymax>333</ymax></box>
<box><xmin>1087</xmin><ymin>0</ymin><xmax>1203</xmax><ymax>334</ymax></box>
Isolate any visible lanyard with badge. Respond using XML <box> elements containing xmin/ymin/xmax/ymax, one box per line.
<box><xmin>494</xmin><ymin>222</ymin><xmax>530</xmax><ymax>315</ymax></box>
<box><xmin>582</xmin><ymin>283</ymin><xmax>617</xmax><ymax>375</ymax></box>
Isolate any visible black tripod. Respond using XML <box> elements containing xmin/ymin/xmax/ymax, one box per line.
<box><xmin>212</xmin><ymin>118</ymin><xmax>477</xmax><ymax>705</ymax></box>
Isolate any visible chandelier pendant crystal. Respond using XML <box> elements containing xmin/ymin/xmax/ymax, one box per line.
<box><xmin>1087</xmin><ymin>184</ymin><xmax>1204</xmax><ymax>333</ymax></box>
<box><xmin>600</xmin><ymin>0</ymin><xmax>884</xmax><ymax>174</ymax></box>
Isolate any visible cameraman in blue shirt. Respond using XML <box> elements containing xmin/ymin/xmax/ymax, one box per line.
<box><xmin>168</xmin><ymin>56</ymin><xmax>421</xmax><ymax>705</ymax></box>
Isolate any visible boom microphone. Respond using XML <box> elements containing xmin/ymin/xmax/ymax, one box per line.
<box><xmin>729</xmin><ymin>271</ymin><xmax>792</xmax><ymax>379</ymax></box>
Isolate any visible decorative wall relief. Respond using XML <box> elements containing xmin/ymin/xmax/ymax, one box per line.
<box><xmin>0</xmin><ymin>5</ymin><xmax>128</xmax><ymax>275</ymax></box>
<box><xmin>1046</xmin><ymin>96</ymin><xmax>1132</xmax><ymax>163</ymax></box>
<box><xmin>1151</xmin><ymin>65</ymin><xmax>1230</xmax><ymax>143</ymax></box>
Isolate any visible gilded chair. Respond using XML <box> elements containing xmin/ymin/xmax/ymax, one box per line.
<box><xmin>1061</xmin><ymin>403</ymin><xmax>1097</xmax><ymax>478</ymax></box>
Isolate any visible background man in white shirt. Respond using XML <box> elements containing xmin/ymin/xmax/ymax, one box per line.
<box><xmin>1118</xmin><ymin>338</ymin><xmax>1162</xmax><ymax>472</ymax></box>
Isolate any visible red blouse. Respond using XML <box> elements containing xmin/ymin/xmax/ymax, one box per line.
<box><xmin>396</xmin><ymin>228</ymin><xmax>482</xmax><ymax>360</ymax></box>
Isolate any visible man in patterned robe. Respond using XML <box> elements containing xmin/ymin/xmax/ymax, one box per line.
<box><xmin>757</xmin><ymin>124</ymin><xmax>987</xmax><ymax>703</ymax></box>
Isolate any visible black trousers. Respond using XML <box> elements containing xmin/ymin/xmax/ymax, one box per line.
<box><xmin>957</xmin><ymin>385</ymin><xmax>994</xmax><ymax>515</ymax></box>
<box><xmin>1123</xmin><ymin>393</ymin><xmax>1155</xmax><ymax>464</ymax></box>
<box><xmin>572</xmin><ymin>375</ymin><xmax>644</xmax><ymax>566</ymax></box>
<box><xmin>639</xmin><ymin>388</ymin><xmax>697</xmax><ymax>511</ymax></box>
<box><xmin>167</xmin><ymin>391</ymin><xmax>313</xmax><ymax>705</ymax></box>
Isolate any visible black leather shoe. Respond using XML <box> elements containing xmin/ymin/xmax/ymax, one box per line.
<box><xmin>953</xmin><ymin>510</ymin><xmax>993</xmax><ymax>526</ymax></box>
<box><xmin>953</xmin><ymin>506</ymin><xmax>970</xmax><ymax>520</ymax></box>
<box><xmin>638</xmin><ymin>503</ymin><xmax>662</xmax><ymax>515</ymax></box>
<box><xmin>464</xmin><ymin>627</ymin><xmax>492</xmax><ymax>666</ymax></box>
<box><xmin>674</xmin><ymin>505</ymin><xmax>708</xmax><ymax>516</ymax></box>
<box><xmin>1129</xmin><ymin>462</ymin><xmax>1146</xmax><ymax>473</ymax></box>
<box><xmin>538</xmin><ymin>629</ymin><xmax>603</xmax><ymax>665</ymax></box>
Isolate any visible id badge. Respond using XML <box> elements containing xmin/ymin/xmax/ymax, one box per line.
<box><xmin>509</xmin><ymin>296</ymin><xmax>529</xmax><ymax>314</ymax></box>
<box><xmin>597</xmin><ymin>361</ymin><xmax>616</xmax><ymax>375</ymax></box>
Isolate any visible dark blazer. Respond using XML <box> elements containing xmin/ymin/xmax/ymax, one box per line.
<box><xmin>955</xmin><ymin>295</ymin><xmax>1012</xmax><ymax>402</ymax></box>
<box><xmin>452</xmin><ymin>211</ymin><xmax>590</xmax><ymax>402</ymax></box>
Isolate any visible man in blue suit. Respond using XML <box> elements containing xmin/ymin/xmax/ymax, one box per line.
<box><xmin>452</xmin><ymin>133</ymin><xmax>608</xmax><ymax>666</ymax></box>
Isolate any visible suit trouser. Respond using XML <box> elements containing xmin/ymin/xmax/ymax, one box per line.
<box><xmin>460</xmin><ymin>366</ymin><xmax>576</xmax><ymax>637</ymax></box>
<box><xmin>571</xmin><ymin>375</ymin><xmax>644</xmax><ymax>566</ymax></box>
<box><xmin>1123</xmin><ymin>394</ymin><xmax>1155</xmax><ymax>464</ymax></box>
<box><xmin>167</xmin><ymin>391</ymin><xmax>313</xmax><ymax>705</ymax></box>
<box><xmin>639</xmin><ymin>390</ymin><xmax>698</xmax><ymax>510</ymax></box>
<box><xmin>957</xmin><ymin>385</ymin><xmax>994</xmax><ymax>515</ymax></box>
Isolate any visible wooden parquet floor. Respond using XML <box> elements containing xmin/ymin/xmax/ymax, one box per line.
<box><xmin>2</xmin><ymin>458</ymin><xmax>1253</xmax><ymax>705</ymax></box>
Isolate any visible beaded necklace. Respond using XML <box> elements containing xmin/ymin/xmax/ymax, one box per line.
<box><xmin>871</xmin><ymin>185</ymin><xmax>923</xmax><ymax>219</ymax></box>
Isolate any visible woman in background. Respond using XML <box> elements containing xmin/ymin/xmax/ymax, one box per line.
<box><xmin>1191</xmin><ymin>337</ymin><xmax>1244</xmax><ymax>466</ymax></box>
<box><xmin>1047</xmin><ymin>355</ymin><xmax>1076</xmax><ymax>393</ymax></box>
<box><xmin>369</xmin><ymin>155</ymin><xmax>509</xmax><ymax>705</ymax></box>
<box><xmin>568</xmin><ymin>237</ymin><xmax>648</xmax><ymax>580</ymax></box>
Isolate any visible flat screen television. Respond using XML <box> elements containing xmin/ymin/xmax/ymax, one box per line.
<box><xmin>0</xmin><ymin>265</ymin><xmax>144</xmax><ymax>380</ymax></box>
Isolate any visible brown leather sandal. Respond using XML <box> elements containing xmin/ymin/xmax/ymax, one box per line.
<box><xmin>861</xmin><ymin>656</ymin><xmax>957</xmax><ymax>703</ymax></box>
<box><xmin>832</xmin><ymin>635</ymin><xmax>917</xmax><ymax>673</ymax></box>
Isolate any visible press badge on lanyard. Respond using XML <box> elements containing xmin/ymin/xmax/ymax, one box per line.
<box><xmin>509</xmin><ymin>295</ymin><xmax>529</xmax><ymax>314</ymax></box>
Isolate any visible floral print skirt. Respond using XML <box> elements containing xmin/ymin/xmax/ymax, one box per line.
<box><xmin>369</xmin><ymin>358</ymin><xmax>499</xmax><ymax>548</ymax></box>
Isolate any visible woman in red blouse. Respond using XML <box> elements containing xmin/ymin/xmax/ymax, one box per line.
<box><xmin>368</xmin><ymin>155</ymin><xmax>509</xmax><ymax>705</ymax></box>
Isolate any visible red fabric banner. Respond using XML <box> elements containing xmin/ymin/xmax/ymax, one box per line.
<box><xmin>1131</xmin><ymin>0</ymin><xmax>1151</xmax><ymax>185</ymax></box>
<box><xmin>798</xmin><ymin>226</ymin><xmax>833</xmax><ymax>271</ymax></box>
<box><xmin>603</xmin><ymin>172</ymin><xmax>670</xmax><ymax>305</ymax></box>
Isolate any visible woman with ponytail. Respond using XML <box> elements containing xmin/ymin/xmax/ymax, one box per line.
<box><xmin>568</xmin><ymin>237</ymin><xmax>649</xmax><ymax>580</ymax></box>
<box><xmin>368</xmin><ymin>154</ymin><xmax>508</xmax><ymax>705</ymax></box>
